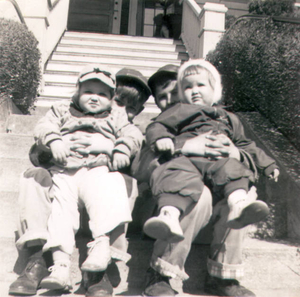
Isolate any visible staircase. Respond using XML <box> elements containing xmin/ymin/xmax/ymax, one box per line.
<box><xmin>1</xmin><ymin>32</ymin><xmax>300</xmax><ymax>297</ymax></box>
<box><xmin>35</xmin><ymin>31</ymin><xmax>189</xmax><ymax>115</ymax></box>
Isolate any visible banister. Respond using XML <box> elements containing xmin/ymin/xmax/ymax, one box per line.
<box><xmin>181</xmin><ymin>0</ymin><xmax>227</xmax><ymax>58</ymax></box>
<box><xmin>227</xmin><ymin>14</ymin><xmax>300</xmax><ymax>34</ymax></box>
<box><xmin>186</xmin><ymin>0</ymin><xmax>201</xmax><ymax>15</ymax></box>
<box><xmin>0</xmin><ymin>0</ymin><xmax>26</xmax><ymax>26</ymax></box>
<box><xmin>47</xmin><ymin>0</ymin><xmax>61</xmax><ymax>11</ymax></box>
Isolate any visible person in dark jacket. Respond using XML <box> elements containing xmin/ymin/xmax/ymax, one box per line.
<box><xmin>144</xmin><ymin>59</ymin><xmax>279</xmax><ymax>242</ymax></box>
<box><xmin>132</xmin><ymin>63</ymin><xmax>278</xmax><ymax>297</ymax></box>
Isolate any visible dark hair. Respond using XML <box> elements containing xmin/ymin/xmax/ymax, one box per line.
<box><xmin>151</xmin><ymin>74</ymin><xmax>177</xmax><ymax>97</ymax></box>
<box><xmin>116</xmin><ymin>81</ymin><xmax>147</xmax><ymax>105</ymax></box>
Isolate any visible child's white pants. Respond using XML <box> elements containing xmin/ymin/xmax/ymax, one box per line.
<box><xmin>44</xmin><ymin>166</ymin><xmax>132</xmax><ymax>255</ymax></box>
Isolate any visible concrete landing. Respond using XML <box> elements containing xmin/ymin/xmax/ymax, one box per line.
<box><xmin>1</xmin><ymin>235</ymin><xmax>300</xmax><ymax>297</ymax></box>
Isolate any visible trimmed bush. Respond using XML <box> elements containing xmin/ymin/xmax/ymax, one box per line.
<box><xmin>249</xmin><ymin>0</ymin><xmax>295</xmax><ymax>16</ymax></box>
<box><xmin>0</xmin><ymin>18</ymin><xmax>41</xmax><ymax>114</ymax></box>
<box><xmin>207</xmin><ymin>0</ymin><xmax>300</xmax><ymax>150</ymax></box>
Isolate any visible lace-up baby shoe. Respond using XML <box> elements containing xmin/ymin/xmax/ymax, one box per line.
<box><xmin>227</xmin><ymin>191</ymin><xmax>270</xmax><ymax>229</ymax></box>
<box><xmin>81</xmin><ymin>236</ymin><xmax>111</xmax><ymax>272</ymax></box>
<box><xmin>40</xmin><ymin>261</ymin><xmax>72</xmax><ymax>291</ymax></box>
<box><xmin>143</xmin><ymin>206</ymin><xmax>184</xmax><ymax>243</ymax></box>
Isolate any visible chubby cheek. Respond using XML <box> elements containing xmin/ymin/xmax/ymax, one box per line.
<box><xmin>79</xmin><ymin>94</ymin><xmax>89</xmax><ymax>104</ymax></box>
<box><xmin>183</xmin><ymin>90</ymin><xmax>192</xmax><ymax>103</ymax></box>
<box><xmin>158</xmin><ymin>100</ymin><xmax>167</xmax><ymax>111</ymax></box>
<box><xmin>203</xmin><ymin>96</ymin><xmax>214</xmax><ymax>106</ymax></box>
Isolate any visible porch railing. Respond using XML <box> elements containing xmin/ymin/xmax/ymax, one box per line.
<box><xmin>181</xmin><ymin>0</ymin><xmax>227</xmax><ymax>59</ymax></box>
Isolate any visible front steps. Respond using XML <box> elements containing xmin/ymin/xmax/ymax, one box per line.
<box><xmin>35</xmin><ymin>31</ymin><xmax>189</xmax><ymax>115</ymax></box>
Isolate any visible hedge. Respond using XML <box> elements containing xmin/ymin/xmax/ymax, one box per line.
<box><xmin>207</xmin><ymin>0</ymin><xmax>300</xmax><ymax>150</ymax></box>
<box><xmin>0</xmin><ymin>18</ymin><xmax>41</xmax><ymax>114</ymax></box>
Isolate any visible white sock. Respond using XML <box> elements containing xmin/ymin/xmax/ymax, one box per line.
<box><xmin>93</xmin><ymin>234</ymin><xmax>110</xmax><ymax>243</ymax></box>
<box><xmin>228</xmin><ymin>189</ymin><xmax>248</xmax><ymax>207</ymax></box>
<box><xmin>52</xmin><ymin>248</ymin><xmax>71</xmax><ymax>265</ymax></box>
<box><xmin>160</xmin><ymin>206</ymin><xmax>181</xmax><ymax>219</ymax></box>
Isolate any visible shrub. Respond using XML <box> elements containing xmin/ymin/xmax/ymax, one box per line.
<box><xmin>207</xmin><ymin>0</ymin><xmax>300</xmax><ymax>149</ymax></box>
<box><xmin>0</xmin><ymin>18</ymin><xmax>41</xmax><ymax>114</ymax></box>
<box><xmin>249</xmin><ymin>0</ymin><xmax>295</xmax><ymax>16</ymax></box>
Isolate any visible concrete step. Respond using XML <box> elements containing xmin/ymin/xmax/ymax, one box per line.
<box><xmin>34</xmin><ymin>83</ymin><xmax>159</xmax><ymax>114</ymax></box>
<box><xmin>0</xmin><ymin>133</ymin><xmax>33</xmax><ymax>157</ymax></box>
<box><xmin>4</xmin><ymin>115</ymin><xmax>41</xmax><ymax>136</ymax></box>
<box><xmin>32</xmin><ymin>96</ymin><xmax>159</xmax><ymax>116</ymax></box>
<box><xmin>46</xmin><ymin>61</ymin><xmax>158</xmax><ymax>78</ymax></box>
<box><xmin>0</xmin><ymin>157</ymin><xmax>32</xmax><ymax>192</ymax></box>
<box><xmin>50</xmin><ymin>53</ymin><xmax>181</xmax><ymax>68</ymax></box>
<box><xmin>56</xmin><ymin>44</ymin><xmax>189</xmax><ymax>61</ymax></box>
<box><xmin>0</xmin><ymin>191</ymin><xmax>18</xmax><ymax>238</ymax></box>
<box><xmin>39</xmin><ymin>85</ymin><xmax>75</xmax><ymax>99</ymax></box>
<box><xmin>60</xmin><ymin>37</ymin><xmax>186</xmax><ymax>54</ymax></box>
<box><xmin>63</xmin><ymin>31</ymin><xmax>185</xmax><ymax>46</ymax></box>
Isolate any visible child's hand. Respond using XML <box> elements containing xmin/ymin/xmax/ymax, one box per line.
<box><xmin>268</xmin><ymin>168</ymin><xmax>280</xmax><ymax>182</ymax></box>
<box><xmin>49</xmin><ymin>140</ymin><xmax>70</xmax><ymax>165</ymax></box>
<box><xmin>155</xmin><ymin>138</ymin><xmax>175</xmax><ymax>155</ymax></box>
<box><xmin>112</xmin><ymin>153</ymin><xmax>130</xmax><ymax>171</ymax></box>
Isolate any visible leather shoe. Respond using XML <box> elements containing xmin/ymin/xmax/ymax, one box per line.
<box><xmin>142</xmin><ymin>267</ymin><xmax>177</xmax><ymax>296</ymax></box>
<box><xmin>204</xmin><ymin>273</ymin><xmax>256</xmax><ymax>296</ymax></box>
<box><xmin>9</xmin><ymin>256</ymin><xmax>49</xmax><ymax>295</ymax></box>
<box><xmin>85</xmin><ymin>271</ymin><xmax>113</xmax><ymax>296</ymax></box>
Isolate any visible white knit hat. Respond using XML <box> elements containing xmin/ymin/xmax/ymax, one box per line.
<box><xmin>177</xmin><ymin>59</ymin><xmax>223</xmax><ymax>105</ymax></box>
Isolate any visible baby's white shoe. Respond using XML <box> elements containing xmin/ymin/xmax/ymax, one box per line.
<box><xmin>143</xmin><ymin>206</ymin><xmax>184</xmax><ymax>243</ymax></box>
<box><xmin>81</xmin><ymin>236</ymin><xmax>111</xmax><ymax>272</ymax></box>
<box><xmin>40</xmin><ymin>261</ymin><xmax>72</xmax><ymax>291</ymax></box>
<box><xmin>227</xmin><ymin>190</ymin><xmax>269</xmax><ymax>229</ymax></box>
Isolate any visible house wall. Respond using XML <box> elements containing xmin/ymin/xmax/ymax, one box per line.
<box><xmin>0</xmin><ymin>0</ymin><xmax>70</xmax><ymax>69</ymax></box>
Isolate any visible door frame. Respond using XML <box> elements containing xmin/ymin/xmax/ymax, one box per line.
<box><xmin>127</xmin><ymin>0</ymin><xmax>144</xmax><ymax>36</ymax></box>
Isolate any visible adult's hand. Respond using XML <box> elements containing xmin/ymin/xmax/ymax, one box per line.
<box><xmin>66</xmin><ymin>132</ymin><xmax>114</xmax><ymax>157</ymax></box>
<box><xmin>206</xmin><ymin>133</ymin><xmax>241</xmax><ymax>161</ymax></box>
<box><xmin>181</xmin><ymin>131</ymin><xmax>241</xmax><ymax>161</ymax></box>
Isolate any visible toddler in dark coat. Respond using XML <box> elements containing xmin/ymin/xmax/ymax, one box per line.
<box><xmin>143</xmin><ymin>59</ymin><xmax>280</xmax><ymax>243</ymax></box>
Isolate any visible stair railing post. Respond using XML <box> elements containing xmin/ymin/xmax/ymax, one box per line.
<box><xmin>197</xmin><ymin>2</ymin><xmax>227</xmax><ymax>58</ymax></box>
